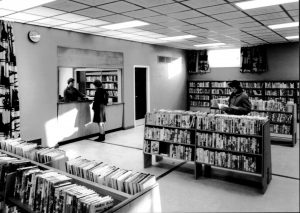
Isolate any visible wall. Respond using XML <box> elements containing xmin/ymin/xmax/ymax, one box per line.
<box><xmin>13</xmin><ymin>23</ymin><xmax>187</xmax><ymax>146</ymax></box>
<box><xmin>189</xmin><ymin>42</ymin><xmax>299</xmax><ymax>81</ymax></box>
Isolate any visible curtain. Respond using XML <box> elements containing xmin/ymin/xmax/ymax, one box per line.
<box><xmin>197</xmin><ymin>49</ymin><xmax>210</xmax><ymax>73</ymax></box>
<box><xmin>240</xmin><ymin>45</ymin><xmax>268</xmax><ymax>73</ymax></box>
<box><xmin>0</xmin><ymin>20</ymin><xmax>20</xmax><ymax>139</ymax></box>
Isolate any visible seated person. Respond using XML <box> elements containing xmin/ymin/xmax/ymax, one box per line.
<box><xmin>63</xmin><ymin>78</ymin><xmax>86</xmax><ymax>102</ymax></box>
<box><xmin>219</xmin><ymin>80</ymin><xmax>252</xmax><ymax>115</ymax></box>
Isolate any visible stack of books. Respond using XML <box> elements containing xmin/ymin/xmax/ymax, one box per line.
<box><xmin>65</xmin><ymin>157</ymin><xmax>156</xmax><ymax>195</ymax></box>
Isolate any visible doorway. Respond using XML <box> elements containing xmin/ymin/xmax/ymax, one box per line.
<box><xmin>134</xmin><ymin>66</ymin><xmax>149</xmax><ymax>126</ymax></box>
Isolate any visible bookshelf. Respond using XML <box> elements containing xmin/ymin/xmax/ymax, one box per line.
<box><xmin>188</xmin><ymin>80</ymin><xmax>299</xmax><ymax>120</ymax></box>
<box><xmin>143</xmin><ymin>110</ymin><xmax>272</xmax><ymax>193</ymax></box>
<box><xmin>76</xmin><ymin>68</ymin><xmax>122</xmax><ymax>104</ymax></box>
<box><xmin>0</xmin><ymin>149</ymin><xmax>159</xmax><ymax>213</ymax></box>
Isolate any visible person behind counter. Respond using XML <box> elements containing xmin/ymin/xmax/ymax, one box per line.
<box><xmin>63</xmin><ymin>78</ymin><xmax>86</xmax><ymax>102</ymax></box>
<box><xmin>92</xmin><ymin>79</ymin><xmax>109</xmax><ymax>142</ymax></box>
<box><xmin>219</xmin><ymin>80</ymin><xmax>252</xmax><ymax>115</ymax></box>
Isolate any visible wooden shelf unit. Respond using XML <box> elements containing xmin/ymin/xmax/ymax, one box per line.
<box><xmin>143</xmin><ymin>112</ymin><xmax>272</xmax><ymax>193</ymax></box>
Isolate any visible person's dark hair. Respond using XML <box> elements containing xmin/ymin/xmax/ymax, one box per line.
<box><xmin>67</xmin><ymin>78</ymin><xmax>74</xmax><ymax>84</ymax></box>
<box><xmin>93</xmin><ymin>79</ymin><xmax>102</xmax><ymax>88</ymax></box>
<box><xmin>228</xmin><ymin>80</ymin><xmax>242</xmax><ymax>89</ymax></box>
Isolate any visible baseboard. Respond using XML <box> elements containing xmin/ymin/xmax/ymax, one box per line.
<box><xmin>58</xmin><ymin>127</ymin><xmax>123</xmax><ymax>146</ymax></box>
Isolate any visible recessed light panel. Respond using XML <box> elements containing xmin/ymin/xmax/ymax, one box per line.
<box><xmin>194</xmin><ymin>43</ymin><xmax>226</xmax><ymax>47</ymax></box>
<box><xmin>160</xmin><ymin>35</ymin><xmax>197</xmax><ymax>41</ymax></box>
<box><xmin>236</xmin><ymin>0</ymin><xmax>298</xmax><ymax>10</ymax></box>
<box><xmin>268</xmin><ymin>22</ymin><xmax>299</xmax><ymax>29</ymax></box>
<box><xmin>286</xmin><ymin>35</ymin><xmax>299</xmax><ymax>39</ymax></box>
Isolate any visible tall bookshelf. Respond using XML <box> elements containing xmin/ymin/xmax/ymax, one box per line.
<box><xmin>76</xmin><ymin>68</ymin><xmax>122</xmax><ymax>104</ymax></box>
<box><xmin>143</xmin><ymin>110</ymin><xmax>272</xmax><ymax>193</ymax></box>
<box><xmin>188</xmin><ymin>80</ymin><xmax>299</xmax><ymax>120</ymax></box>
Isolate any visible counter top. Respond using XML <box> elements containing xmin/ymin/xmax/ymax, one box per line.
<box><xmin>58</xmin><ymin>100</ymin><xmax>124</xmax><ymax>106</ymax></box>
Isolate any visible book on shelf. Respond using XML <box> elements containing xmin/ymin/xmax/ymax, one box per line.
<box><xmin>150</xmin><ymin>141</ymin><xmax>159</xmax><ymax>154</ymax></box>
<box><xmin>65</xmin><ymin>157</ymin><xmax>157</xmax><ymax>195</ymax></box>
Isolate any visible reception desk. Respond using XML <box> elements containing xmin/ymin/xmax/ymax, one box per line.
<box><xmin>57</xmin><ymin>101</ymin><xmax>123</xmax><ymax>143</ymax></box>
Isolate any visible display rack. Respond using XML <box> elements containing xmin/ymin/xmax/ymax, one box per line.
<box><xmin>0</xmin><ymin>149</ymin><xmax>158</xmax><ymax>213</ymax></box>
<box><xmin>143</xmin><ymin>111</ymin><xmax>272</xmax><ymax>193</ymax></box>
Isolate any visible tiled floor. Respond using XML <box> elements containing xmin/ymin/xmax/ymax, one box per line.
<box><xmin>60</xmin><ymin>124</ymin><xmax>300</xmax><ymax>212</ymax></box>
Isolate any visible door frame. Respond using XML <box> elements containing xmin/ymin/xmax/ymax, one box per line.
<box><xmin>133</xmin><ymin>65</ymin><xmax>150</xmax><ymax>127</ymax></box>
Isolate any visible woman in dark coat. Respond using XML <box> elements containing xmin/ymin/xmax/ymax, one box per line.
<box><xmin>92</xmin><ymin>79</ymin><xmax>108</xmax><ymax>141</ymax></box>
<box><xmin>220</xmin><ymin>80</ymin><xmax>252</xmax><ymax>115</ymax></box>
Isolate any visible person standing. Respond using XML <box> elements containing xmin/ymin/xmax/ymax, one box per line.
<box><xmin>92</xmin><ymin>79</ymin><xmax>108</xmax><ymax>141</ymax></box>
<box><xmin>63</xmin><ymin>78</ymin><xmax>85</xmax><ymax>102</ymax></box>
<box><xmin>219</xmin><ymin>80</ymin><xmax>252</xmax><ymax>115</ymax></box>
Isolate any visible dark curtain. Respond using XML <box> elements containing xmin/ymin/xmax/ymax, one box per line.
<box><xmin>240</xmin><ymin>45</ymin><xmax>268</xmax><ymax>73</ymax></box>
<box><xmin>197</xmin><ymin>50</ymin><xmax>210</xmax><ymax>73</ymax></box>
<box><xmin>0</xmin><ymin>20</ymin><xmax>19</xmax><ymax>139</ymax></box>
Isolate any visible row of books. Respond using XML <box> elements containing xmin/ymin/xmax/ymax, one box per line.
<box><xmin>211</xmin><ymin>89</ymin><xmax>231</xmax><ymax>95</ymax></box>
<box><xmin>107</xmin><ymin>90</ymin><xmax>118</xmax><ymax>97</ymax></box>
<box><xmin>188</xmin><ymin>88</ymin><xmax>210</xmax><ymax>94</ymax></box>
<box><xmin>211</xmin><ymin>82</ymin><xmax>227</xmax><ymax>88</ymax></box>
<box><xmin>145</xmin><ymin>110</ymin><xmax>196</xmax><ymax>128</ymax></box>
<box><xmin>0</xmin><ymin>154</ymin><xmax>115</xmax><ymax>213</ymax></box>
<box><xmin>249</xmin><ymin>111</ymin><xmax>292</xmax><ymax>124</ymax></box>
<box><xmin>189</xmin><ymin>82</ymin><xmax>210</xmax><ymax>88</ymax></box>
<box><xmin>65</xmin><ymin>157</ymin><xmax>156</xmax><ymax>195</ymax></box>
<box><xmin>196</xmin><ymin>113</ymin><xmax>267</xmax><ymax>135</ymax></box>
<box><xmin>196</xmin><ymin>133</ymin><xmax>260</xmax><ymax>154</ymax></box>
<box><xmin>270</xmin><ymin>124</ymin><xmax>291</xmax><ymax>135</ymax></box>
<box><xmin>265</xmin><ymin>90</ymin><xmax>294</xmax><ymax>96</ymax></box>
<box><xmin>144</xmin><ymin>127</ymin><xmax>192</xmax><ymax>144</ymax></box>
<box><xmin>0</xmin><ymin>138</ymin><xmax>67</xmax><ymax>166</ymax></box>
<box><xmin>144</xmin><ymin>140</ymin><xmax>194</xmax><ymax>161</ymax></box>
<box><xmin>251</xmin><ymin>99</ymin><xmax>292</xmax><ymax>111</ymax></box>
<box><xmin>190</xmin><ymin>101</ymin><xmax>210</xmax><ymax>107</ymax></box>
<box><xmin>86</xmin><ymin>75</ymin><xmax>117</xmax><ymax>82</ymax></box>
<box><xmin>240</xmin><ymin>82</ymin><xmax>264</xmax><ymax>88</ymax></box>
<box><xmin>189</xmin><ymin>94</ymin><xmax>210</xmax><ymax>100</ymax></box>
<box><xmin>196</xmin><ymin>148</ymin><xmax>258</xmax><ymax>173</ymax></box>
<box><xmin>265</xmin><ymin>82</ymin><xmax>295</xmax><ymax>88</ymax></box>
<box><xmin>265</xmin><ymin>97</ymin><xmax>296</xmax><ymax>103</ymax></box>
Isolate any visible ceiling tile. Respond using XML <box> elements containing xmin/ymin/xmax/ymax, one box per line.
<box><xmin>182</xmin><ymin>0</ymin><xmax>226</xmax><ymax>9</ymax></box>
<box><xmin>44</xmin><ymin>0</ymin><xmax>89</xmax><ymax>12</ymax></box>
<box><xmin>242</xmin><ymin>25</ymin><xmax>268</xmax><ymax>32</ymax></box>
<box><xmin>253</xmin><ymin>12</ymin><xmax>288</xmax><ymax>21</ymax></box>
<box><xmin>223</xmin><ymin>17</ymin><xmax>255</xmax><ymax>24</ymax></box>
<box><xmin>196</xmin><ymin>21</ymin><xmax>229</xmax><ymax>29</ymax></box>
<box><xmin>74</xmin><ymin>8</ymin><xmax>113</xmax><ymax>18</ymax></box>
<box><xmin>138</xmin><ymin>24</ymin><xmax>165</xmax><ymax>31</ymax></box>
<box><xmin>149</xmin><ymin>3</ymin><xmax>190</xmax><ymax>14</ymax></box>
<box><xmin>287</xmin><ymin>9</ymin><xmax>299</xmax><ymax>17</ymax></box>
<box><xmin>167</xmin><ymin>10</ymin><xmax>204</xmax><ymax>20</ymax></box>
<box><xmin>60</xmin><ymin>23</ymin><xmax>88</xmax><ymax>29</ymax></box>
<box><xmin>159</xmin><ymin>20</ymin><xmax>188</xmax><ymax>27</ymax></box>
<box><xmin>169</xmin><ymin>24</ymin><xmax>200</xmax><ymax>31</ymax></box>
<box><xmin>261</xmin><ymin>18</ymin><xmax>294</xmax><ymax>26</ymax></box>
<box><xmin>123</xmin><ymin>9</ymin><xmax>160</xmax><ymax>18</ymax></box>
<box><xmin>244</xmin><ymin>6</ymin><xmax>282</xmax><ymax>16</ymax></box>
<box><xmin>142</xmin><ymin>15</ymin><xmax>177</xmax><ymax>24</ymax></box>
<box><xmin>236</xmin><ymin>21</ymin><xmax>262</xmax><ymax>28</ymax></box>
<box><xmin>212</xmin><ymin>11</ymin><xmax>247</xmax><ymax>20</ymax></box>
<box><xmin>0</xmin><ymin>9</ymin><xmax>14</xmax><ymax>16</ymax></box>
<box><xmin>184</xmin><ymin>16</ymin><xmax>216</xmax><ymax>24</ymax></box>
<box><xmin>197</xmin><ymin>4</ymin><xmax>237</xmax><ymax>15</ymax></box>
<box><xmin>282</xmin><ymin>2</ymin><xmax>299</xmax><ymax>10</ymax></box>
<box><xmin>77</xmin><ymin>19</ymin><xmax>109</xmax><ymax>26</ymax></box>
<box><xmin>23</xmin><ymin>7</ymin><xmax>65</xmax><ymax>17</ymax></box>
<box><xmin>52</xmin><ymin>13</ymin><xmax>89</xmax><ymax>22</ymax></box>
<box><xmin>72</xmin><ymin>0</ymin><xmax>118</xmax><ymax>6</ymax></box>
<box><xmin>97</xmin><ymin>1</ymin><xmax>142</xmax><ymax>13</ymax></box>
<box><xmin>99</xmin><ymin>14</ymin><xmax>134</xmax><ymax>23</ymax></box>
<box><xmin>125</xmin><ymin>0</ymin><xmax>174</xmax><ymax>8</ymax></box>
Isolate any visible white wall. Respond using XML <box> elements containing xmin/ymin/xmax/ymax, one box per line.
<box><xmin>13</xmin><ymin>23</ymin><xmax>187</xmax><ymax>146</ymax></box>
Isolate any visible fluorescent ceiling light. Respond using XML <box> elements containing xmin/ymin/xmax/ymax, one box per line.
<box><xmin>78</xmin><ymin>19</ymin><xmax>109</xmax><ymax>26</ymax></box>
<box><xmin>160</xmin><ymin>35</ymin><xmax>197</xmax><ymax>41</ymax></box>
<box><xmin>194</xmin><ymin>43</ymin><xmax>226</xmax><ymax>47</ymax></box>
<box><xmin>236</xmin><ymin>0</ymin><xmax>298</xmax><ymax>10</ymax></box>
<box><xmin>286</xmin><ymin>35</ymin><xmax>299</xmax><ymax>39</ymax></box>
<box><xmin>0</xmin><ymin>0</ymin><xmax>56</xmax><ymax>11</ymax></box>
<box><xmin>6</xmin><ymin>13</ymin><xmax>44</xmax><ymax>22</ymax></box>
<box><xmin>268</xmin><ymin>22</ymin><xmax>299</xmax><ymax>29</ymax></box>
<box><xmin>24</xmin><ymin>7</ymin><xmax>65</xmax><ymax>17</ymax></box>
<box><xmin>101</xmin><ymin>20</ymin><xmax>149</xmax><ymax>30</ymax></box>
